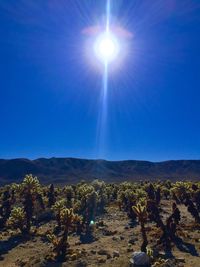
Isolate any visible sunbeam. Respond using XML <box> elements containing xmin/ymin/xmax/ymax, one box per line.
<box><xmin>83</xmin><ymin>0</ymin><xmax>132</xmax><ymax>157</ymax></box>
<box><xmin>99</xmin><ymin>0</ymin><xmax>111</xmax><ymax>157</ymax></box>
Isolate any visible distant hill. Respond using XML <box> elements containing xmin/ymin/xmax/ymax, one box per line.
<box><xmin>0</xmin><ymin>157</ymin><xmax>200</xmax><ymax>185</ymax></box>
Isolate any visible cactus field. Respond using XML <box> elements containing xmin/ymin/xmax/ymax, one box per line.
<box><xmin>0</xmin><ymin>175</ymin><xmax>200</xmax><ymax>267</ymax></box>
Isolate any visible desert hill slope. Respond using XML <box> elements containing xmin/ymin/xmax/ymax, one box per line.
<box><xmin>0</xmin><ymin>157</ymin><xmax>200</xmax><ymax>185</ymax></box>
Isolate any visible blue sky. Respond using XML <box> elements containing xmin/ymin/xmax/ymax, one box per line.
<box><xmin>0</xmin><ymin>0</ymin><xmax>200</xmax><ymax>161</ymax></box>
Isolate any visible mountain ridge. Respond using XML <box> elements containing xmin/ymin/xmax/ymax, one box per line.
<box><xmin>0</xmin><ymin>157</ymin><xmax>200</xmax><ymax>185</ymax></box>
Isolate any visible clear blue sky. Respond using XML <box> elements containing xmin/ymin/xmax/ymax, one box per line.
<box><xmin>0</xmin><ymin>0</ymin><xmax>200</xmax><ymax>161</ymax></box>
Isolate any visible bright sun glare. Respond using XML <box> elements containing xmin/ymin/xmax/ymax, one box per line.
<box><xmin>94</xmin><ymin>32</ymin><xmax>120</xmax><ymax>64</ymax></box>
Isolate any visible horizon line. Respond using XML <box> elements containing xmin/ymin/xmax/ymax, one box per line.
<box><xmin>1</xmin><ymin>156</ymin><xmax>200</xmax><ymax>164</ymax></box>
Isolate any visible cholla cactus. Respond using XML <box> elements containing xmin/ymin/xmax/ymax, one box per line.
<box><xmin>84</xmin><ymin>190</ymin><xmax>98</xmax><ymax>225</ymax></box>
<box><xmin>21</xmin><ymin>174</ymin><xmax>41</xmax><ymax>233</ymax></box>
<box><xmin>0</xmin><ymin>189</ymin><xmax>11</xmax><ymax>227</ymax></box>
<box><xmin>155</xmin><ymin>186</ymin><xmax>161</xmax><ymax>204</ymax></box>
<box><xmin>171</xmin><ymin>181</ymin><xmax>191</xmax><ymax>202</ymax></box>
<box><xmin>172</xmin><ymin>202</ymin><xmax>181</xmax><ymax>224</ymax></box>
<box><xmin>124</xmin><ymin>189</ymin><xmax>137</xmax><ymax>221</ymax></box>
<box><xmin>146</xmin><ymin>183</ymin><xmax>155</xmax><ymax>200</ymax></box>
<box><xmin>194</xmin><ymin>188</ymin><xmax>200</xmax><ymax>212</ymax></box>
<box><xmin>7</xmin><ymin>207</ymin><xmax>26</xmax><ymax>234</ymax></box>
<box><xmin>132</xmin><ymin>203</ymin><xmax>148</xmax><ymax>252</ymax></box>
<box><xmin>48</xmin><ymin>208</ymin><xmax>81</xmax><ymax>259</ymax></box>
<box><xmin>76</xmin><ymin>184</ymin><xmax>97</xmax><ymax>223</ymax></box>
<box><xmin>52</xmin><ymin>199</ymin><xmax>66</xmax><ymax>229</ymax></box>
<box><xmin>185</xmin><ymin>197</ymin><xmax>200</xmax><ymax>223</ymax></box>
<box><xmin>64</xmin><ymin>186</ymin><xmax>74</xmax><ymax>208</ymax></box>
<box><xmin>47</xmin><ymin>184</ymin><xmax>56</xmax><ymax>207</ymax></box>
<box><xmin>10</xmin><ymin>183</ymin><xmax>20</xmax><ymax>204</ymax></box>
<box><xmin>22</xmin><ymin>174</ymin><xmax>40</xmax><ymax>194</ymax></box>
<box><xmin>11</xmin><ymin>183</ymin><xmax>22</xmax><ymax>194</ymax></box>
<box><xmin>135</xmin><ymin>188</ymin><xmax>147</xmax><ymax>200</ymax></box>
<box><xmin>162</xmin><ymin>187</ymin><xmax>170</xmax><ymax>200</ymax></box>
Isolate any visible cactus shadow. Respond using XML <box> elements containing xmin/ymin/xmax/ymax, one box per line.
<box><xmin>80</xmin><ymin>233</ymin><xmax>96</xmax><ymax>244</ymax></box>
<box><xmin>0</xmin><ymin>234</ymin><xmax>29</xmax><ymax>256</ymax></box>
<box><xmin>163</xmin><ymin>247</ymin><xmax>174</xmax><ymax>259</ymax></box>
<box><xmin>174</xmin><ymin>237</ymin><xmax>199</xmax><ymax>256</ymax></box>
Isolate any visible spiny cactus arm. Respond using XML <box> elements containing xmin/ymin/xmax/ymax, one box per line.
<box><xmin>132</xmin><ymin>203</ymin><xmax>147</xmax><ymax>222</ymax></box>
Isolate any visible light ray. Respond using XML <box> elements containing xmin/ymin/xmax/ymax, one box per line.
<box><xmin>98</xmin><ymin>0</ymin><xmax>111</xmax><ymax>157</ymax></box>
<box><xmin>106</xmin><ymin>0</ymin><xmax>111</xmax><ymax>33</ymax></box>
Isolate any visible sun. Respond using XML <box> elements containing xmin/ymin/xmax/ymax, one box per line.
<box><xmin>94</xmin><ymin>31</ymin><xmax>120</xmax><ymax>64</ymax></box>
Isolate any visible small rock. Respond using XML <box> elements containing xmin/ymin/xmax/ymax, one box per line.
<box><xmin>113</xmin><ymin>250</ymin><xmax>120</xmax><ymax>258</ymax></box>
<box><xmin>90</xmin><ymin>249</ymin><xmax>96</xmax><ymax>254</ymax></box>
<box><xmin>130</xmin><ymin>251</ymin><xmax>150</xmax><ymax>266</ymax></box>
<box><xmin>75</xmin><ymin>240</ymin><xmax>81</xmax><ymax>245</ymax></box>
